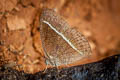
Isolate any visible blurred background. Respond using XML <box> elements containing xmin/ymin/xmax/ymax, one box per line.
<box><xmin>0</xmin><ymin>0</ymin><xmax>120</xmax><ymax>73</ymax></box>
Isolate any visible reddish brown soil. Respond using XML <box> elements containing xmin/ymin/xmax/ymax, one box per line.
<box><xmin>0</xmin><ymin>0</ymin><xmax>120</xmax><ymax>73</ymax></box>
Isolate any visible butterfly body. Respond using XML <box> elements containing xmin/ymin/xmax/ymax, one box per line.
<box><xmin>40</xmin><ymin>8</ymin><xmax>91</xmax><ymax>66</ymax></box>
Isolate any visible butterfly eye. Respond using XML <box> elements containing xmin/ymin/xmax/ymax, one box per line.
<box><xmin>40</xmin><ymin>8</ymin><xmax>91</xmax><ymax>67</ymax></box>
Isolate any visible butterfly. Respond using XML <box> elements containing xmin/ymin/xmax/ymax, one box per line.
<box><xmin>39</xmin><ymin>8</ymin><xmax>91</xmax><ymax>67</ymax></box>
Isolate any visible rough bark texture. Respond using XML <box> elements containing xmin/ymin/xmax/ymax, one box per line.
<box><xmin>0</xmin><ymin>0</ymin><xmax>120</xmax><ymax>79</ymax></box>
<box><xmin>0</xmin><ymin>55</ymin><xmax>120</xmax><ymax>80</ymax></box>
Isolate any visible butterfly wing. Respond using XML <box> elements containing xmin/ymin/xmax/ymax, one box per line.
<box><xmin>40</xmin><ymin>8</ymin><xmax>91</xmax><ymax>66</ymax></box>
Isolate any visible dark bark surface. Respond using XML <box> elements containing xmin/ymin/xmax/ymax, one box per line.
<box><xmin>0</xmin><ymin>54</ymin><xmax>119</xmax><ymax>80</ymax></box>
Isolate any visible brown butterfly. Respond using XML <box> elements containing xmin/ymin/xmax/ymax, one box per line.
<box><xmin>39</xmin><ymin>8</ymin><xmax>91</xmax><ymax>67</ymax></box>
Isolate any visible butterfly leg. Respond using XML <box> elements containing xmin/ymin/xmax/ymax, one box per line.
<box><xmin>43</xmin><ymin>64</ymin><xmax>48</xmax><ymax>73</ymax></box>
